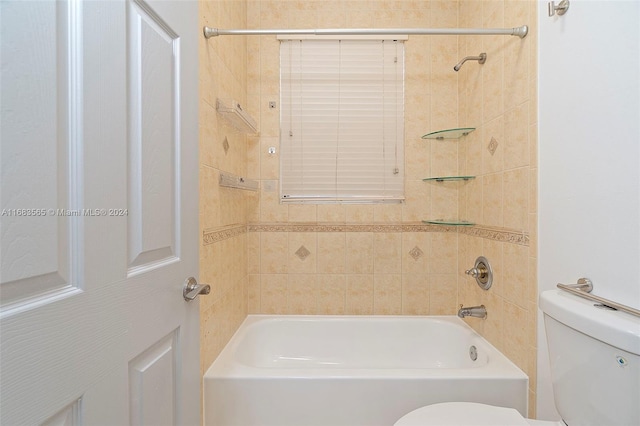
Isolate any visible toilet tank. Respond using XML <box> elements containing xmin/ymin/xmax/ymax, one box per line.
<box><xmin>540</xmin><ymin>290</ymin><xmax>640</xmax><ymax>426</ymax></box>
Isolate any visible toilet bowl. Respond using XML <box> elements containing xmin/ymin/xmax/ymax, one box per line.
<box><xmin>394</xmin><ymin>402</ymin><xmax>561</xmax><ymax>426</ymax></box>
<box><xmin>394</xmin><ymin>289</ymin><xmax>640</xmax><ymax>426</ymax></box>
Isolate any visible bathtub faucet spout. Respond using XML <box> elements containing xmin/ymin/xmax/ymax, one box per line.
<box><xmin>458</xmin><ymin>304</ymin><xmax>487</xmax><ymax>319</ymax></box>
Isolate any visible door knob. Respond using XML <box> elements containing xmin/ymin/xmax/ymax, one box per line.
<box><xmin>183</xmin><ymin>277</ymin><xmax>210</xmax><ymax>301</ymax></box>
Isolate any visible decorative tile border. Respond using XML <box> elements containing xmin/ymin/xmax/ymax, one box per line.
<box><xmin>247</xmin><ymin>222</ymin><xmax>457</xmax><ymax>234</ymax></box>
<box><xmin>203</xmin><ymin>222</ymin><xmax>528</xmax><ymax>246</ymax></box>
<box><xmin>203</xmin><ymin>224</ymin><xmax>246</xmax><ymax>246</ymax></box>
<box><xmin>458</xmin><ymin>225</ymin><xmax>529</xmax><ymax>246</ymax></box>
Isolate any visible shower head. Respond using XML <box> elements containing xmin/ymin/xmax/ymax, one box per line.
<box><xmin>453</xmin><ymin>52</ymin><xmax>487</xmax><ymax>72</ymax></box>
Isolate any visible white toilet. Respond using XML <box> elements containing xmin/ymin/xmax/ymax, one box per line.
<box><xmin>394</xmin><ymin>289</ymin><xmax>640</xmax><ymax>426</ymax></box>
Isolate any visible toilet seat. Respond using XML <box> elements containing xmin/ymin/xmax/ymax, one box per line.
<box><xmin>394</xmin><ymin>402</ymin><xmax>533</xmax><ymax>426</ymax></box>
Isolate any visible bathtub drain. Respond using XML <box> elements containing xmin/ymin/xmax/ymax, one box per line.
<box><xmin>469</xmin><ymin>345</ymin><xmax>478</xmax><ymax>361</ymax></box>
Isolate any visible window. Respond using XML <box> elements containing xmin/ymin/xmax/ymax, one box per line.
<box><xmin>279</xmin><ymin>37</ymin><xmax>405</xmax><ymax>203</ymax></box>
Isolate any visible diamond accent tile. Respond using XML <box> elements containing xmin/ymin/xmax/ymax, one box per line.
<box><xmin>409</xmin><ymin>246</ymin><xmax>424</xmax><ymax>261</ymax></box>
<box><xmin>223</xmin><ymin>136</ymin><xmax>230</xmax><ymax>155</ymax></box>
<box><xmin>488</xmin><ymin>137</ymin><xmax>499</xmax><ymax>156</ymax></box>
<box><xmin>295</xmin><ymin>245</ymin><xmax>311</xmax><ymax>261</ymax></box>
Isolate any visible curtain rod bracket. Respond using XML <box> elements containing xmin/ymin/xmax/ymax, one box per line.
<box><xmin>202</xmin><ymin>25</ymin><xmax>529</xmax><ymax>40</ymax></box>
<box><xmin>203</xmin><ymin>26</ymin><xmax>218</xmax><ymax>38</ymax></box>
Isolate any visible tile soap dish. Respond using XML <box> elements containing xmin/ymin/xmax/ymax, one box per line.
<box><xmin>422</xmin><ymin>127</ymin><xmax>475</xmax><ymax>140</ymax></box>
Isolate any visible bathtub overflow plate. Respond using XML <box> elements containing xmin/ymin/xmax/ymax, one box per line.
<box><xmin>469</xmin><ymin>345</ymin><xmax>478</xmax><ymax>361</ymax></box>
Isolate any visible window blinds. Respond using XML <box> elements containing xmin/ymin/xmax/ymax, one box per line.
<box><xmin>280</xmin><ymin>39</ymin><xmax>405</xmax><ymax>203</ymax></box>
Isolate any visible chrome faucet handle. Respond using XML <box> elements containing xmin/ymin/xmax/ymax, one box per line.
<box><xmin>465</xmin><ymin>267</ymin><xmax>482</xmax><ymax>277</ymax></box>
<box><xmin>465</xmin><ymin>256</ymin><xmax>493</xmax><ymax>290</ymax></box>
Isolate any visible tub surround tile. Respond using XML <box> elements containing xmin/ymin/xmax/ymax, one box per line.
<box><xmin>248</xmin><ymin>274</ymin><xmax>261</xmax><ymax>314</ymax></box>
<box><xmin>260</xmin><ymin>274</ymin><xmax>288</xmax><ymax>314</ymax></box>
<box><xmin>288</xmin><ymin>233</ymin><xmax>317</xmax><ymax>274</ymax></box>
<box><xmin>288</xmin><ymin>204</ymin><xmax>318</xmax><ymax>222</ymax></box>
<box><xmin>408</xmin><ymin>246</ymin><xmax>424</xmax><ymax>261</ymax></box>
<box><xmin>504</xmin><ymin>103</ymin><xmax>530</xmax><ymax>170</ymax></box>
<box><xmin>317</xmin><ymin>204</ymin><xmax>346</xmax><ymax>223</ymax></box>
<box><xmin>430</xmin><ymin>139</ymin><xmax>458</xmax><ymax>178</ymax></box>
<box><xmin>429</xmin><ymin>273</ymin><xmax>457</xmax><ymax>315</ymax></box>
<box><xmin>346</xmin><ymin>274</ymin><xmax>374</xmax><ymax>315</ymax></box>
<box><xmin>503</xmin><ymin>243</ymin><xmax>529</xmax><ymax>309</ymax></box>
<box><xmin>247</xmin><ymin>231</ymin><xmax>260</xmax><ymax>274</ymax></box>
<box><xmin>429</xmin><ymin>233</ymin><xmax>457</xmax><ymax>274</ymax></box>
<box><xmin>288</xmin><ymin>274</ymin><xmax>317</xmax><ymax>314</ymax></box>
<box><xmin>402</xmin><ymin>233</ymin><xmax>430</xmax><ymax>274</ymax></box>
<box><xmin>294</xmin><ymin>245</ymin><xmax>311</xmax><ymax>261</ymax></box>
<box><xmin>482</xmin><ymin>173</ymin><xmax>504</xmax><ymax>228</ymax></box>
<box><xmin>346</xmin><ymin>232</ymin><xmax>374</xmax><ymax>274</ymax></box>
<box><xmin>373</xmin><ymin>233</ymin><xmax>402</xmax><ymax>274</ymax></box>
<box><xmin>503</xmin><ymin>167</ymin><xmax>529</xmax><ymax>231</ymax></box>
<box><xmin>345</xmin><ymin>204</ymin><xmax>375</xmax><ymax>223</ymax></box>
<box><xmin>430</xmin><ymin>183</ymin><xmax>459</xmax><ymax>221</ymax></box>
<box><xmin>374</xmin><ymin>274</ymin><xmax>402</xmax><ymax>315</ymax></box>
<box><xmin>317</xmin><ymin>233</ymin><xmax>346</xmax><ymax>274</ymax></box>
<box><xmin>487</xmin><ymin>136</ymin><xmax>499</xmax><ymax>156</ymax></box>
<box><xmin>317</xmin><ymin>274</ymin><xmax>346</xmax><ymax>315</ymax></box>
<box><xmin>260</xmin><ymin>185</ymin><xmax>288</xmax><ymax>222</ymax></box>
<box><xmin>482</xmin><ymin>117</ymin><xmax>505</xmax><ymax>175</ymax></box>
<box><xmin>401</xmin><ymin>274</ymin><xmax>430</xmax><ymax>315</ymax></box>
<box><xmin>374</xmin><ymin>203</ymin><xmax>403</xmax><ymax>223</ymax></box>
<box><xmin>261</xmin><ymin>232</ymin><xmax>288</xmax><ymax>274</ymax></box>
<box><xmin>402</xmin><ymin>179</ymin><xmax>430</xmax><ymax>222</ymax></box>
<box><xmin>503</xmin><ymin>301</ymin><xmax>529</xmax><ymax>373</ymax></box>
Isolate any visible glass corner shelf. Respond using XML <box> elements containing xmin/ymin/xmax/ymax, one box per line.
<box><xmin>422</xmin><ymin>219</ymin><xmax>475</xmax><ymax>226</ymax></box>
<box><xmin>423</xmin><ymin>176</ymin><xmax>475</xmax><ymax>182</ymax></box>
<box><xmin>421</xmin><ymin>127</ymin><xmax>476</xmax><ymax>140</ymax></box>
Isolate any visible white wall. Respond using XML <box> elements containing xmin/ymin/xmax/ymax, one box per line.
<box><xmin>537</xmin><ymin>0</ymin><xmax>640</xmax><ymax>420</ymax></box>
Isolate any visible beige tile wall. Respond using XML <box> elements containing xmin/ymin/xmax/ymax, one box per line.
<box><xmin>199</xmin><ymin>0</ymin><xmax>249</xmax><ymax>376</ymax></box>
<box><xmin>247</xmin><ymin>226</ymin><xmax>463</xmax><ymax>315</ymax></box>
<box><xmin>457</xmin><ymin>0</ymin><xmax>538</xmax><ymax>417</ymax></box>
<box><xmin>246</xmin><ymin>0</ymin><xmax>464</xmax><ymax>318</ymax></box>
<box><xmin>198</xmin><ymin>0</ymin><xmax>538</xmax><ymax>419</ymax></box>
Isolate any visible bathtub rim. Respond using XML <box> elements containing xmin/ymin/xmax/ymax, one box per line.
<box><xmin>204</xmin><ymin>314</ymin><xmax>529</xmax><ymax>381</ymax></box>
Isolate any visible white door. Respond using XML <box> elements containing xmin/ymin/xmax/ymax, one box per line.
<box><xmin>0</xmin><ymin>0</ymin><xmax>201</xmax><ymax>424</ymax></box>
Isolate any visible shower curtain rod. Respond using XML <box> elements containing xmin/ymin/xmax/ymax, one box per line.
<box><xmin>203</xmin><ymin>25</ymin><xmax>528</xmax><ymax>39</ymax></box>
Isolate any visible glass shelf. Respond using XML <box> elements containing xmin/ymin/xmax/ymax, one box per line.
<box><xmin>421</xmin><ymin>127</ymin><xmax>476</xmax><ymax>140</ymax></box>
<box><xmin>423</xmin><ymin>176</ymin><xmax>475</xmax><ymax>182</ymax></box>
<box><xmin>422</xmin><ymin>219</ymin><xmax>475</xmax><ymax>226</ymax></box>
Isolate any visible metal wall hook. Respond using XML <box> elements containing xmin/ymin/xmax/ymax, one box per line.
<box><xmin>548</xmin><ymin>0</ymin><xmax>570</xmax><ymax>17</ymax></box>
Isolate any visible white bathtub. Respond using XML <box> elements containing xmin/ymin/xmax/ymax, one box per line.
<box><xmin>204</xmin><ymin>315</ymin><xmax>528</xmax><ymax>426</ymax></box>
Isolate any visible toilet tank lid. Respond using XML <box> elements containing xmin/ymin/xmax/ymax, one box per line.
<box><xmin>540</xmin><ymin>290</ymin><xmax>640</xmax><ymax>355</ymax></box>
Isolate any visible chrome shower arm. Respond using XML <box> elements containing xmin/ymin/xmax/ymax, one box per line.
<box><xmin>453</xmin><ymin>53</ymin><xmax>487</xmax><ymax>71</ymax></box>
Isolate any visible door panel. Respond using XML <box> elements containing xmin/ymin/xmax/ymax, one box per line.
<box><xmin>1</xmin><ymin>0</ymin><xmax>79</xmax><ymax>306</ymax></box>
<box><xmin>127</xmin><ymin>0</ymin><xmax>180</xmax><ymax>273</ymax></box>
<box><xmin>0</xmin><ymin>0</ymin><xmax>200</xmax><ymax>424</ymax></box>
<box><xmin>129</xmin><ymin>330</ymin><xmax>179</xmax><ymax>425</ymax></box>
<box><xmin>41</xmin><ymin>399</ymin><xmax>82</xmax><ymax>426</ymax></box>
